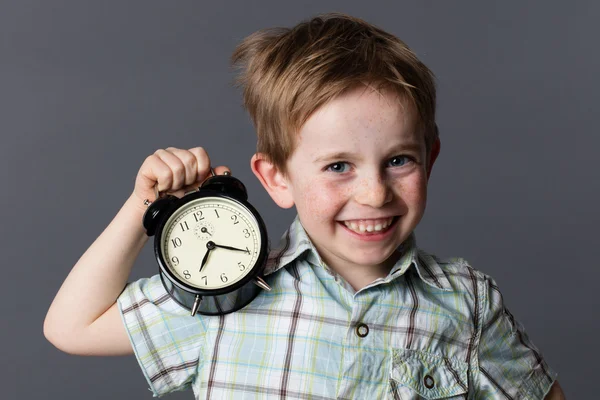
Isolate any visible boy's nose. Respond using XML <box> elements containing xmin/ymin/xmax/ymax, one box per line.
<box><xmin>353</xmin><ymin>176</ymin><xmax>393</xmax><ymax>208</ymax></box>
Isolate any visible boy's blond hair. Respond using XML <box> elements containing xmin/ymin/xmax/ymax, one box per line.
<box><xmin>232</xmin><ymin>13</ymin><xmax>438</xmax><ymax>175</ymax></box>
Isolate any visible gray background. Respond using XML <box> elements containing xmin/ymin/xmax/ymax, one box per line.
<box><xmin>3</xmin><ymin>1</ymin><xmax>598</xmax><ymax>398</ymax></box>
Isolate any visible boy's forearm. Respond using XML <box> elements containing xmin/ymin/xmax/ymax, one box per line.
<box><xmin>44</xmin><ymin>193</ymin><xmax>149</xmax><ymax>343</ymax></box>
<box><xmin>545</xmin><ymin>381</ymin><xmax>566</xmax><ymax>400</ymax></box>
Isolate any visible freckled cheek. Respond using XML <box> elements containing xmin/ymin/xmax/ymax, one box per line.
<box><xmin>393</xmin><ymin>178</ymin><xmax>428</xmax><ymax>210</ymax></box>
<box><xmin>297</xmin><ymin>180</ymin><xmax>348</xmax><ymax>222</ymax></box>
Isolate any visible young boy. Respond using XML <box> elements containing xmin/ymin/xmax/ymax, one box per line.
<box><xmin>44</xmin><ymin>13</ymin><xmax>565</xmax><ymax>399</ymax></box>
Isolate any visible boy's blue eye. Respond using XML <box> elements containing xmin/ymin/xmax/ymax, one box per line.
<box><xmin>326</xmin><ymin>162</ymin><xmax>350</xmax><ymax>173</ymax></box>
<box><xmin>388</xmin><ymin>156</ymin><xmax>409</xmax><ymax>167</ymax></box>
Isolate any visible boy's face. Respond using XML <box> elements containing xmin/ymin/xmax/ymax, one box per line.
<box><xmin>257</xmin><ymin>85</ymin><xmax>439</xmax><ymax>278</ymax></box>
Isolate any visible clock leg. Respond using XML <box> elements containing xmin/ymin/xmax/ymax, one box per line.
<box><xmin>254</xmin><ymin>276</ymin><xmax>272</xmax><ymax>291</ymax></box>
<box><xmin>191</xmin><ymin>295</ymin><xmax>203</xmax><ymax>316</ymax></box>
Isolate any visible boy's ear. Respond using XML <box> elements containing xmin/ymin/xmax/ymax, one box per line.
<box><xmin>250</xmin><ymin>153</ymin><xmax>295</xmax><ymax>209</ymax></box>
<box><xmin>426</xmin><ymin>137</ymin><xmax>441</xmax><ymax>180</ymax></box>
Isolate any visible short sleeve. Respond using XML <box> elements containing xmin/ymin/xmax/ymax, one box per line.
<box><xmin>117</xmin><ymin>274</ymin><xmax>206</xmax><ymax>397</ymax></box>
<box><xmin>476</xmin><ymin>276</ymin><xmax>558</xmax><ymax>399</ymax></box>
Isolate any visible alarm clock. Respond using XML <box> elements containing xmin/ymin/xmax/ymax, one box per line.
<box><xmin>142</xmin><ymin>172</ymin><xmax>271</xmax><ymax>316</ymax></box>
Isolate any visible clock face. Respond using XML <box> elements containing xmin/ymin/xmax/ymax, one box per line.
<box><xmin>160</xmin><ymin>196</ymin><xmax>262</xmax><ymax>290</ymax></box>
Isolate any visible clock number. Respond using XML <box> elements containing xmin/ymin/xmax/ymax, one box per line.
<box><xmin>214</xmin><ymin>209</ymin><xmax>220</xmax><ymax>218</ymax></box>
<box><xmin>243</xmin><ymin>229</ymin><xmax>250</xmax><ymax>238</ymax></box>
<box><xmin>231</xmin><ymin>215</ymin><xmax>239</xmax><ymax>225</ymax></box>
<box><xmin>220</xmin><ymin>273</ymin><xmax>228</xmax><ymax>283</ymax></box>
<box><xmin>201</xmin><ymin>276</ymin><xmax>207</xmax><ymax>285</ymax></box>
<box><xmin>183</xmin><ymin>270</ymin><xmax>191</xmax><ymax>280</ymax></box>
<box><xmin>171</xmin><ymin>256</ymin><xmax>180</xmax><ymax>266</ymax></box>
<box><xmin>172</xmin><ymin>237</ymin><xmax>182</xmax><ymax>248</ymax></box>
<box><xmin>194</xmin><ymin>211</ymin><xmax>204</xmax><ymax>222</ymax></box>
<box><xmin>245</xmin><ymin>246</ymin><xmax>250</xmax><ymax>254</ymax></box>
<box><xmin>238</xmin><ymin>262</ymin><xmax>246</xmax><ymax>271</ymax></box>
<box><xmin>180</xmin><ymin>221</ymin><xmax>190</xmax><ymax>232</ymax></box>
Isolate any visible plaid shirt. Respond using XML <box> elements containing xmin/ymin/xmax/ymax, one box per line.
<box><xmin>118</xmin><ymin>216</ymin><xmax>556</xmax><ymax>399</ymax></box>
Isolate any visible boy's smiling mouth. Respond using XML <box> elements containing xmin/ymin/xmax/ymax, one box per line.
<box><xmin>340</xmin><ymin>216</ymin><xmax>399</xmax><ymax>235</ymax></box>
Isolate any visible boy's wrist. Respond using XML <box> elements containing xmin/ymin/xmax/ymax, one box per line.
<box><xmin>123</xmin><ymin>192</ymin><xmax>152</xmax><ymax>228</ymax></box>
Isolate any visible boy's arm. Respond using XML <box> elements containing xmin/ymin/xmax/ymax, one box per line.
<box><xmin>44</xmin><ymin>147</ymin><xmax>220</xmax><ymax>356</ymax></box>
<box><xmin>43</xmin><ymin>194</ymin><xmax>148</xmax><ymax>355</ymax></box>
<box><xmin>545</xmin><ymin>381</ymin><xmax>566</xmax><ymax>399</ymax></box>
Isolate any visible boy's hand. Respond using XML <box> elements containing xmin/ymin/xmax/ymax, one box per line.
<box><xmin>132</xmin><ymin>147</ymin><xmax>230</xmax><ymax>207</ymax></box>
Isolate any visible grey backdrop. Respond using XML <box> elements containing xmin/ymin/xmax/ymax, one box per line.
<box><xmin>3</xmin><ymin>1</ymin><xmax>598</xmax><ymax>399</ymax></box>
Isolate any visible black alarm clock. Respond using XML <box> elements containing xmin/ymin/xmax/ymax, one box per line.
<box><xmin>142</xmin><ymin>172</ymin><xmax>271</xmax><ymax>316</ymax></box>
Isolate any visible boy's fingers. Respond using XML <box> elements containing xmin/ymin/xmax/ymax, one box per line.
<box><xmin>188</xmin><ymin>147</ymin><xmax>212</xmax><ymax>182</ymax></box>
<box><xmin>173</xmin><ymin>165</ymin><xmax>232</xmax><ymax>197</ymax></box>
<box><xmin>135</xmin><ymin>148</ymin><xmax>232</xmax><ymax>203</ymax></box>
<box><xmin>135</xmin><ymin>155</ymin><xmax>171</xmax><ymax>201</ymax></box>
<box><xmin>165</xmin><ymin>147</ymin><xmax>201</xmax><ymax>186</ymax></box>
<box><xmin>153</xmin><ymin>149</ymin><xmax>186</xmax><ymax>192</ymax></box>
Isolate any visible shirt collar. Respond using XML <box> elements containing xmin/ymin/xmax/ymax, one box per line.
<box><xmin>387</xmin><ymin>234</ymin><xmax>453</xmax><ymax>291</ymax></box>
<box><xmin>263</xmin><ymin>215</ymin><xmax>314</xmax><ymax>275</ymax></box>
<box><xmin>263</xmin><ymin>215</ymin><xmax>453</xmax><ymax>291</ymax></box>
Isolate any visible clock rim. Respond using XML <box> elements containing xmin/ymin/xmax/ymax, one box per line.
<box><xmin>153</xmin><ymin>189</ymin><xmax>269</xmax><ymax>297</ymax></box>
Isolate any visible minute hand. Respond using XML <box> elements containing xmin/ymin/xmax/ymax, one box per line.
<box><xmin>212</xmin><ymin>243</ymin><xmax>250</xmax><ymax>253</ymax></box>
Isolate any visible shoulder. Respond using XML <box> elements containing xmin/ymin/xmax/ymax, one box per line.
<box><xmin>118</xmin><ymin>274</ymin><xmax>199</xmax><ymax>321</ymax></box>
<box><xmin>418</xmin><ymin>250</ymin><xmax>525</xmax><ymax>342</ymax></box>
<box><xmin>119</xmin><ymin>274</ymin><xmax>168</xmax><ymax>305</ymax></box>
<box><xmin>414</xmin><ymin>249</ymin><xmax>510</xmax><ymax>325</ymax></box>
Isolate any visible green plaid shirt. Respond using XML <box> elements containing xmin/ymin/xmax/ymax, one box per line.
<box><xmin>118</xmin><ymin>216</ymin><xmax>556</xmax><ymax>399</ymax></box>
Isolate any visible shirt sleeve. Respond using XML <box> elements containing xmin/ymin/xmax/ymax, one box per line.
<box><xmin>476</xmin><ymin>275</ymin><xmax>558</xmax><ymax>399</ymax></box>
<box><xmin>117</xmin><ymin>274</ymin><xmax>205</xmax><ymax>397</ymax></box>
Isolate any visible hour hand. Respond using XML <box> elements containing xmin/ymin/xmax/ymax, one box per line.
<box><xmin>199</xmin><ymin>241</ymin><xmax>216</xmax><ymax>272</ymax></box>
<box><xmin>212</xmin><ymin>243</ymin><xmax>250</xmax><ymax>253</ymax></box>
<box><xmin>199</xmin><ymin>249</ymin><xmax>211</xmax><ymax>272</ymax></box>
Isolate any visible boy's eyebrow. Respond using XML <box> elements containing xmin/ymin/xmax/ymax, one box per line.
<box><xmin>313</xmin><ymin>142</ymin><xmax>423</xmax><ymax>163</ymax></box>
<box><xmin>314</xmin><ymin>152</ymin><xmax>357</xmax><ymax>163</ymax></box>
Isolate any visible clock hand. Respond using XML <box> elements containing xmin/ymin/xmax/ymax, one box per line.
<box><xmin>212</xmin><ymin>243</ymin><xmax>250</xmax><ymax>253</ymax></box>
<box><xmin>199</xmin><ymin>249</ymin><xmax>211</xmax><ymax>272</ymax></box>
<box><xmin>199</xmin><ymin>241</ymin><xmax>216</xmax><ymax>272</ymax></box>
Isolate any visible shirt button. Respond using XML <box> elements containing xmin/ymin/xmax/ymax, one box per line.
<box><xmin>424</xmin><ymin>374</ymin><xmax>435</xmax><ymax>389</ymax></box>
<box><xmin>355</xmin><ymin>323</ymin><xmax>369</xmax><ymax>338</ymax></box>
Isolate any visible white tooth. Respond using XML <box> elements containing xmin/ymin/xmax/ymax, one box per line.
<box><xmin>351</xmin><ymin>222</ymin><xmax>358</xmax><ymax>229</ymax></box>
<box><xmin>374</xmin><ymin>224</ymin><xmax>382</xmax><ymax>231</ymax></box>
<box><xmin>382</xmin><ymin>221</ymin><xmax>388</xmax><ymax>228</ymax></box>
<box><xmin>359</xmin><ymin>225</ymin><xmax>366</xmax><ymax>232</ymax></box>
<box><xmin>366</xmin><ymin>225</ymin><xmax>373</xmax><ymax>232</ymax></box>
<box><xmin>344</xmin><ymin>221</ymin><xmax>350</xmax><ymax>227</ymax></box>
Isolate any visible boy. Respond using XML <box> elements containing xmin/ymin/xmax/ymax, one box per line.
<box><xmin>44</xmin><ymin>13</ymin><xmax>564</xmax><ymax>399</ymax></box>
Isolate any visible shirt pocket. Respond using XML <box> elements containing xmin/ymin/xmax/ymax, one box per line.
<box><xmin>389</xmin><ymin>348</ymin><xmax>469</xmax><ymax>399</ymax></box>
